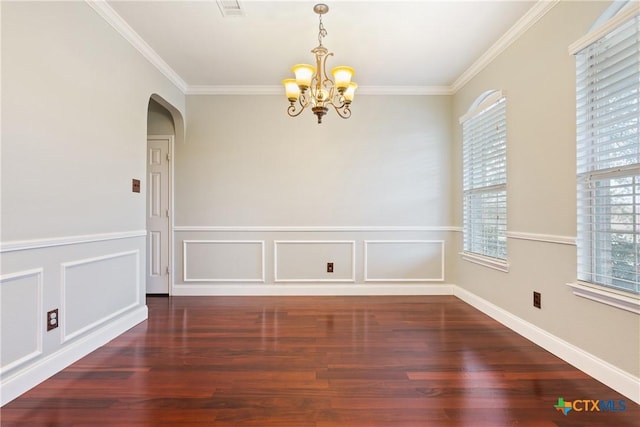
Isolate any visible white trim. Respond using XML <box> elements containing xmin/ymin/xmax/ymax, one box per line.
<box><xmin>86</xmin><ymin>0</ymin><xmax>560</xmax><ymax>98</ymax></box>
<box><xmin>588</xmin><ymin>0</ymin><xmax>635</xmax><ymax>32</ymax></box>
<box><xmin>174</xmin><ymin>225</ymin><xmax>460</xmax><ymax>233</ymax></box>
<box><xmin>185</xmin><ymin>85</ymin><xmax>453</xmax><ymax>96</ymax></box>
<box><xmin>567</xmin><ymin>282</ymin><xmax>640</xmax><ymax>315</ymax></box>
<box><xmin>172</xmin><ymin>283</ymin><xmax>455</xmax><ymax>296</ymax></box>
<box><xmin>60</xmin><ymin>250</ymin><xmax>141</xmax><ymax>343</ymax></box>
<box><xmin>459</xmin><ymin>90</ymin><xmax>505</xmax><ymax>124</ymax></box>
<box><xmin>0</xmin><ymin>305</ymin><xmax>147</xmax><ymax>406</ymax></box>
<box><xmin>274</xmin><ymin>240</ymin><xmax>356</xmax><ymax>283</ymax></box>
<box><xmin>0</xmin><ymin>269</ymin><xmax>44</xmax><ymax>375</ymax></box>
<box><xmin>354</xmin><ymin>86</ymin><xmax>453</xmax><ymax>96</ymax></box>
<box><xmin>507</xmin><ymin>231</ymin><xmax>576</xmax><ymax>246</ymax></box>
<box><xmin>451</xmin><ymin>0</ymin><xmax>560</xmax><ymax>93</ymax></box>
<box><xmin>460</xmin><ymin>252</ymin><xmax>509</xmax><ymax>273</ymax></box>
<box><xmin>182</xmin><ymin>240</ymin><xmax>266</xmax><ymax>283</ymax></box>
<box><xmin>187</xmin><ymin>85</ymin><xmax>282</xmax><ymax>95</ymax></box>
<box><xmin>363</xmin><ymin>240</ymin><xmax>445</xmax><ymax>282</ymax></box>
<box><xmin>569</xmin><ymin>2</ymin><xmax>640</xmax><ymax>55</ymax></box>
<box><xmin>0</xmin><ymin>230</ymin><xmax>147</xmax><ymax>253</ymax></box>
<box><xmin>454</xmin><ymin>286</ymin><xmax>640</xmax><ymax>404</ymax></box>
<box><xmin>85</xmin><ymin>0</ymin><xmax>187</xmax><ymax>92</ymax></box>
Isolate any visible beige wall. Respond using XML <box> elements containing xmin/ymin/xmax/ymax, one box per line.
<box><xmin>1</xmin><ymin>2</ymin><xmax>184</xmax><ymax>241</ymax></box>
<box><xmin>1</xmin><ymin>1</ymin><xmax>184</xmax><ymax>404</ymax></box>
<box><xmin>148</xmin><ymin>99</ymin><xmax>176</xmax><ymax>135</ymax></box>
<box><xmin>172</xmin><ymin>94</ymin><xmax>458</xmax><ymax>292</ymax></box>
<box><xmin>178</xmin><ymin>95</ymin><xmax>452</xmax><ymax>226</ymax></box>
<box><xmin>452</xmin><ymin>0</ymin><xmax>639</xmax><ymax>377</ymax></box>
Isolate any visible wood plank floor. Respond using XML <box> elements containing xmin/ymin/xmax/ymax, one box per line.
<box><xmin>2</xmin><ymin>296</ymin><xmax>638</xmax><ymax>426</ymax></box>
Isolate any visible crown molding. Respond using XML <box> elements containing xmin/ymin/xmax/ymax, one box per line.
<box><xmin>87</xmin><ymin>0</ymin><xmax>558</xmax><ymax>97</ymax></box>
<box><xmin>357</xmin><ymin>86</ymin><xmax>453</xmax><ymax>96</ymax></box>
<box><xmin>85</xmin><ymin>0</ymin><xmax>188</xmax><ymax>93</ymax></box>
<box><xmin>186</xmin><ymin>85</ymin><xmax>282</xmax><ymax>95</ymax></box>
<box><xmin>186</xmin><ymin>85</ymin><xmax>453</xmax><ymax>96</ymax></box>
<box><xmin>450</xmin><ymin>0</ymin><xmax>560</xmax><ymax>93</ymax></box>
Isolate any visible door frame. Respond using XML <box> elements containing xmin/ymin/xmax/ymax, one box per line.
<box><xmin>146</xmin><ymin>134</ymin><xmax>174</xmax><ymax>295</ymax></box>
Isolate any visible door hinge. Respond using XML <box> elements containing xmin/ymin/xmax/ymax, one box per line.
<box><xmin>166</xmin><ymin>153</ymin><xmax>171</xmax><ymax>161</ymax></box>
<box><xmin>166</xmin><ymin>266</ymin><xmax>171</xmax><ymax>275</ymax></box>
<box><xmin>166</xmin><ymin>209</ymin><xmax>170</xmax><ymax>217</ymax></box>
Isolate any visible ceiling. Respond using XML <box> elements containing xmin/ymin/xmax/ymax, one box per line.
<box><xmin>104</xmin><ymin>0</ymin><xmax>539</xmax><ymax>93</ymax></box>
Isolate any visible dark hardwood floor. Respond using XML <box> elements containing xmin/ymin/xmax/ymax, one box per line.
<box><xmin>2</xmin><ymin>296</ymin><xmax>638</xmax><ymax>426</ymax></box>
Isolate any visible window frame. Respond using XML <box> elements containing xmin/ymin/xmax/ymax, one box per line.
<box><xmin>568</xmin><ymin>1</ymin><xmax>640</xmax><ymax>313</ymax></box>
<box><xmin>460</xmin><ymin>90</ymin><xmax>509</xmax><ymax>272</ymax></box>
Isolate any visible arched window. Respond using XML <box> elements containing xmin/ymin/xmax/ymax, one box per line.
<box><xmin>460</xmin><ymin>90</ymin><xmax>508</xmax><ymax>269</ymax></box>
<box><xmin>571</xmin><ymin>1</ymin><xmax>639</xmax><ymax>295</ymax></box>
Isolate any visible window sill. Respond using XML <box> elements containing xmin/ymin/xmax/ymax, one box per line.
<box><xmin>460</xmin><ymin>252</ymin><xmax>509</xmax><ymax>273</ymax></box>
<box><xmin>566</xmin><ymin>282</ymin><xmax>640</xmax><ymax>315</ymax></box>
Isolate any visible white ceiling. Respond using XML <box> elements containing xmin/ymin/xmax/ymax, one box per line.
<box><xmin>104</xmin><ymin>0</ymin><xmax>539</xmax><ymax>93</ymax></box>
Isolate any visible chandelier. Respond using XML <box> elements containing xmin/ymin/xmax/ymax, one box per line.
<box><xmin>282</xmin><ymin>3</ymin><xmax>357</xmax><ymax>124</ymax></box>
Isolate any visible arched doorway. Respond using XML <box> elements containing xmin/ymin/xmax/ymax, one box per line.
<box><xmin>145</xmin><ymin>95</ymin><xmax>184</xmax><ymax>294</ymax></box>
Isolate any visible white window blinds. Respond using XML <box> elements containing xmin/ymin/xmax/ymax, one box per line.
<box><xmin>462</xmin><ymin>94</ymin><xmax>507</xmax><ymax>260</ymax></box>
<box><xmin>575</xmin><ymin>13</ymin><xmax>639</xmax><ymax>294</ymax></box>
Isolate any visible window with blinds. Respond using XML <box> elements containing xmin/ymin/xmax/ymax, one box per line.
<box><xmin>574</xmin><ymin>12</ymin><xmax>639</xmax><ymax>294</ymax></box>
<box><xmin>462</xmin><ymin>93</ymin><xmax>507</xmax><ymax>261</ymax></box>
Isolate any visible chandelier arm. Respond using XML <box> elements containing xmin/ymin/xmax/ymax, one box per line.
<box><xmin>299</xmin><ymin>91</ymin><xmax>311</xmax><ymax>108</ymax></box>
<box><xmin>287</xmin><ymin>103</ymin><xmax>307</xmax><ymax>118</ymax></box>
<box><xmin>330</xmin><ymin>94</ymin><xmax>346</xmax><ymax>109</ymax></box>
<box><xmin>310</xmin><ymin>72</ymin><xmax>320</xmax><ymax>101</ymax></box>
<box><xmin>330</xmin><ymin>103</ymin><xmax>352</xmax><ymax>119</ymax></box>
<box><xmin>321</xmin><ymin>52</ymin><xmax>334</xmax><ymax>89</ymax></box>
<box><xmin>287</xmin><ymin>93</ymin><xmax>311</xmax><ymax>117</ymax></box>
<box><xmin>288</xmin><ymin>91</ymin><xmax>312</xmax><ymax>117</ymax></box>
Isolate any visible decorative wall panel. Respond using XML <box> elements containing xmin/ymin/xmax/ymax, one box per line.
<box><xmin>275</xmin><ymin>240</ymin><xmax>356</xmax><ymax>282</ymax></box>
<box><xmin>0</xmin><ymin>269</ymin><xmax>43</xmax><ymax>373</ymax></box>
<box><xmin>61</xmin><ymin>250</ymin><xmax>140</xmax><ymax>342</ymax></box>
<box><xmin>183</xmin><ymin>240</ymin><xmax>265</xmax><ymax>282</ymax></box>
<box><xmin>364</xmin><ymin>240</ymin><xmax>444</xmax><ymax>281</ymax></box>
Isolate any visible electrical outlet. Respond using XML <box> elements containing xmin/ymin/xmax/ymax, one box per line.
<box><xmin>47</xmin><ymin>309</ymin><xmax>59</xmax><ymax>331</ymax></box>
<box><xmin>327</xmin><ymin>262</ymin><xmax>334</xmax><ymax>273</ymax></box>
<box><xmin>533</xmin><ymin>291</ymin><xmax>541</xmax><ymax>309</ymax></box>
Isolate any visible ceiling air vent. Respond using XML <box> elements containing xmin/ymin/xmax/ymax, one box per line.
<box><xmin>216</xmin><ymin>0</ymin><xmax>244</xmax><ymax>17</ymax></box>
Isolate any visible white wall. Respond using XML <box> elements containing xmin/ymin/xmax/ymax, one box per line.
<box><xmin>1</xmin><ymin>1</ymin><xmax>184</xmax><ymax>405</ymax></box>
<box><xmin>173</xmin><ymin>94</ymin><xmax>457</xmax><ymax>294</ymax></box>
<box><xmin>452</xmin><ymin>0</ymin><xmax>639</xmax><ymax>389</ymax></box>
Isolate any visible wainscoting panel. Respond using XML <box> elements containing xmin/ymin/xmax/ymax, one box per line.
<box><xmin>0</xmin><ymin>232</ymin><xmax>147</xmax><ymax>406</ymax></box>
<box><xmin>275</xmin><ymin>240</ymin><xmax>355</xmax><ymax>282</ymax></box>
<box><xmin>173</xmin><ymin>227</ymin><xmax>457</xmax><ymax>294</ymax></box>
<box><xmin>183</xmin><ymin>240</ymin><xmax>265</xmax><ymax>282</ymax></box>
<box><xmin>0</xmin><ymin>269</ymin><xmax>43</xmax><ymax>374</ymax></box>
<box><xmin>364</xmin><ymin>240</ymin><xmax>445</xmax><ymax>282</ymax></box>
<box><xmin>61</xmin><ymin>250</ymin><xmax>140</xmax><ymax>342</ymax></box>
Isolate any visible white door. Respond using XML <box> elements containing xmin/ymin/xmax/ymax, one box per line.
<box><xmin>146</xmin><ymin>137</ymin><xmax>171</xmax><ymax>294</ymax></box>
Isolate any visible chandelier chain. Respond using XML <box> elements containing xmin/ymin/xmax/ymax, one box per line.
<box><xmin>318</xmin><ymin>14</ymin><xmax>327</xmax><ymax>47</ymax></box>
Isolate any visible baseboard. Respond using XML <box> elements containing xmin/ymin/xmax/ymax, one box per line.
<box><xmin>453</xmin><ymin>285</ymin><xmax>640</xmax><ymax>405</ymax></box>
<box><xmin>0</xmin><ymin>305</ymin><xmax>148</xmax><ymax>406</ymax></box>
<box><xmin>171</xmin><ymin>283</ymin><xmax>455</xmax><ymax>296</ymax></box>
